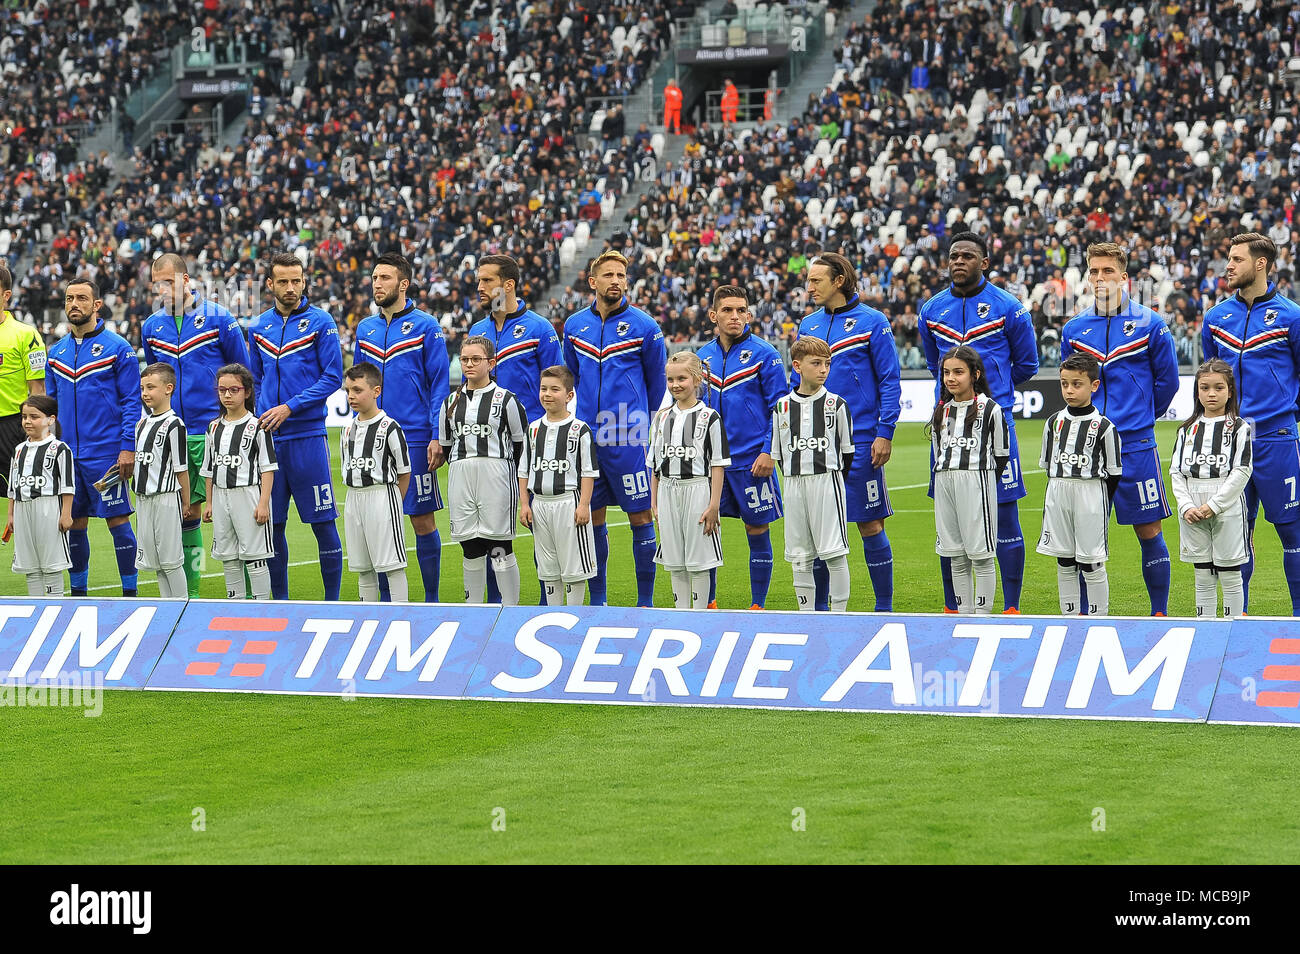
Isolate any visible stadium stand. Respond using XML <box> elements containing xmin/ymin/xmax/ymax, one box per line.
<box><xmin>4</xmin><ymin>0</ymin><xmax>1299</xmax><ymax>375</ymax></box>
<box><xmin>582</xmin><ymin>0</ymin><xmax>1300</xmax><ymax>367</ymax></box>
<box><xmin>5</xmin><ymin>0</ymin><xmax>678</xmax><ymax>356</ymax></box>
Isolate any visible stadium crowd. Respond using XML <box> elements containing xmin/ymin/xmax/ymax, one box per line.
<box><xmin>5</xmin><ymin>0</ymin><xmax>678</xmax><ymax>356</ymax></box>
<box><xmin>3</xmin><ymin>0</ymin><xmax>1299</xmax><ymax>377</ymax></box>
<box><xmin>580</xmin><ymin>0</ymin><xmax>1299</xmax><ymax>368</ymax></box>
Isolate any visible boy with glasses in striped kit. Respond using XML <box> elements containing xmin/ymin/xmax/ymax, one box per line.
<box><xmin>133</xmin><ymin>363</ymin><xmax>191</xmax><ymax>598</ymax></box>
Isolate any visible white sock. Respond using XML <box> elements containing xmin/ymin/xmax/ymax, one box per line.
<box><xmin>950</xmin><ymin>555</ymin><xmax>973</xmax><ymax>614</ymax></box>
<box><xmin>386</xmin><ymin>569</ymin><xmax>408</xmax><ymax>603</ymax></box>
<box><xmin>826</xmin><ymin>554</ymin><xmax>850</xmax><ymax>611</ymax></box>
<box><xmin>1082</xmin><ymin>565</ymin><xmax>1108</xmax><ymax>616</ymax></box>
<box><xmin>41</xmin><ymin>571</ymin><xmax>64</xmax><ymax>597</ymax></box>
<box><xmin>670</xmin><ymin>569</ymin><xmax>692</xmax><ymax>608</ymax></box>
<box><xmin>1220</xmin><ymin>569</ymin><xmax>1244</xmax><ymax>618</ymax></box>
<box><xmin>792</xmin><ymin>562</ymin><xmax>815</xmax><ymax>612</ymax></box>
<box><xmin>689</xmin><ymin>570</ymin><xmax>710</xmax><ymax>609</ymax></box>
<box><xmin>464</xmin><ymin>555</ymin><xmax>487</xmax><ymax>603</ymax></box>
<box><xmin>972</xmin><ymin>556</ymin><xmax>996</xmax><ymax>615</ymax></box>
<box><xmin>247</xmin><ymin>560</ymin><xmax>271</xmax><ymax>600</ymax></box>
<box><xmin>224</xmin><ymin>560</ymin><xmax>246</xmax><ymax>599</ymax></box>
<box><xmin>1194</xmin><ymin>567</ymin><xmax>1218</xmax><ymax>618</ymax></box>
<box><xmin>565</xmin><ymin>581</ymin><xmax>586</xmax><ymax>606</ymax></box>
<box><xmin>358</xmin><ymin>570</ymin><xmax>379</xmax><ymax>602</ymax></box>
<box><xmin>160</xmin><ymin>566</ymin><xmax>188</xmax><ymax>599</ymax></box>
<box><xmin>491</xmin><ymin>551</ymin><xmax>520</xmax><ymax>606</ymax></box>
<box><xmin>26</xmin><ymin>573</ymin><xmax>44</xmax><ymax>597</ymax></box>
<box><xmin>543</xmin><ymin>581</ymin><xmax>563</xmax><ymax>605</ymax></box>
<box><xmin>1057</xmin><ymin>563</ymin><xmax>1081</xmax><ymax>615</ymax></box>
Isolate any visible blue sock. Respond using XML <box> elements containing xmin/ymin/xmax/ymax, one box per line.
<box><xmin>1242</xmin><ymin>519</ymin><xmax>1255</xmax><ymax>612</ymax></box>
<box><xmin>748</xmin><ymin>529</ymin><xmax>773</xmax><ymax>608</ymax></box>
<box><xmin>813</xmin><ymin>559</ymin><xmax>830</xmax><ymax>612</ymax></box>
<box><xmin>69</xmin><ymin>527</ymin><xmax>90</xmax><ymax>594</ymax></box>
<box><xmin>1139</xmin><ymin>531</ymin><xmax>1171</xmax><ymax>615</ymax></box>
<box><xmin>862</xmin><ymin>530</ymin><xmax>894</xmax><ymax>611</ymax></box>
<box><xmin>378</xmin><ymin>573</ymin><xmax>391</xmax><ymax>602</ymax></box>
<box><xmin>996</xmin><ymin>502</ymin><xmax>1025</xmax><ymax>611</ymax></box>
<box><xmin>632</xmin><ymin>521</ymin><xmax>657</xmax><ymax>606</ymax></box>
<box><xmin>708</xmin><ymin>567</ymin><xmax>717</xmax><ymax>605</ymax></box>
<box><xmin>993</xmin><ymin>509</ymin><xmax>1024</xmax><ymax>613</ymax></box>
<box><xmin>312</xmin><ymin>521</ymin><xmax>343</xmax><ymax>601</ymax></box>
<box><xmin>940</xmin><ymin>556</ymin><xmax>957</xmax><ymax>611</ymax></box>
<box><xmin>1276</xmin><ymin>520</ymin><xmax>1300</xmax><ymax>615</ymax></box>
<box><xmin>416</xmin><ymin>529</ymin><xmax>441</xmax><ymax>602</ymax></box>
<box><xmin>109</xmin><ymin>521</ymin><xmax>138</xmax><ymax>595</ymax></box>
<box><xmin>269</xmin><ymin>523</ymin><xmax>289</xmax><ymax>600</ymax></box>
<box><xmin>590</xmin><ymin>523</ymin><xmax>609</xmax><ymax>605</ymax></box>
<box><xmin>535</xmin><ymin>552</ymin><xmax>546</xmax><ymax>606</ymax></box>
<box><xmin>486</xmin><ymin>563</ymin><xmax>502</xmax><ymax>604</ymax></box>
<box><xmin>1078</xmin><ymin>571</ymin><xmax>1090</xmax><ymax>615</ymax></box>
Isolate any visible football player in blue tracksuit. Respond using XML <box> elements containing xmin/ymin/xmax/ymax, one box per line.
<box><xmin>47</xmin><ymin>279</ymin><xmax>141</xmax><ymax>595</ymax></box>
<box><xmin>698</xmin><ymin>284</ymin><xmax>788</xmax><ymax>609</ymax></box>
<box><xmin>355</xmin><ymin>251</ymin><xmax>450</xmax><ymax>602</ymax></box>
<box><xmin>469</xmin><ymin>254</ymin><xmax>562</xmax><ymax>604</ymax></box>
<box><xmin>1202</xmin><ymin>232</ymin><xmax>1300</xmax><ymax>614</ymax></box>
<box><xmin>248</xmin><ymin>253</ymin><xmax>344</xmax><ymax>600</ymax></box>
<box><xmin>563</xmin><ymin>249</ymin><xmax>667</xmax><ymax>606</ymax></box>
<box><xmin>918</xmin><ymin>232</ymin><xmax>1039</xmax><ymax>612</ymax></box>
<box><xmin>142</xmin><ymin>253</ymin><xmax>251</xmax><ymax>597</ymax></box>
<box><xmin>794</xmin><ymin>253</ymin><xmax>901</xmax><ymax>611</ymax></box>
<box><xmin>1061</xmin><ymin>242</ymin><xmax>1179</xmax><ymax>616</ymax></box>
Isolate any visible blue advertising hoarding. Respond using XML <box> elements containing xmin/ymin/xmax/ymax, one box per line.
<box><xmin>1207</xmin><ymin>617</ymin><xmax>1300</xmax><ymax>727</ymax></box>
<box><xmin>146</xmin><ymin>599</ymin><xmax>500</xmax><ymax>698</ymax></box>
<box><xmin>0</xmin><ymin>598</ymin><xmax>184</xmax><ymax>687</ymax></box>
<box><xmin>463</xmin><ymin>608</ymin><xmax>1229</xmax><ymax>721</ymax></box>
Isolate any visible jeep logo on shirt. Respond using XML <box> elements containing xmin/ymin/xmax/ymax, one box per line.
<box><xmin>663</xmin><ymin>445</ymin><xmax>698</xmax><ymax>459</ymax></box>
<box><xmin>136</xmin><ymin>452</ymin><xmax>156</xmax><ymax>466</ymax></box>
<box><xmin>533</xmin><ymin>458</ymin><xmax>571</xmax><ymax>472</ymax></box>
<box><xmin>213</xmin><ymin>454</ymin><xmax>244</xmax><ymax>467</ymax></box>
<box><xmin>1187</xmin><ymin>452</ymin><xmax>1228</xmax><ymax>468</ymax></box>
<box><xmin>454</xmin><ymin>422</ymin><xmax>493</xmax><ymax>438</ymax></box>
<box><xmin>15</xmin><ymin>474</ymin><xmax>47</xmax><ymax>489</ymax></box>
<box><xmin>789</xmin><ymin>436</ymin><xmax>830</xmax><ymax>452</ymax></box>
<box><xmin>1052</xmin><ymin>451</ymin><xmax>1092</xmax><ymax>467</ymax></box>
<box><xmin>944</xmin><ymin>436</ymin><xmax>980</xmax><ymax>451</ymax></box>
<box><xmin>344</xmin><ymin>457</ymin><xmax>377</xmax><ymax>471</ymax></box>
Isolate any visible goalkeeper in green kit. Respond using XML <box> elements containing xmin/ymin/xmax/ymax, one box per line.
<box><xmin>142</xmin><ymin>254</ymin><xmax>252</xmax><ymax>596</ymax></box>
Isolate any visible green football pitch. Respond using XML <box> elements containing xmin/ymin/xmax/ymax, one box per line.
<box><xmin>2</xmin><ymin>422</ymin><xmax>1299</xmax><ymax>863</ymax></box>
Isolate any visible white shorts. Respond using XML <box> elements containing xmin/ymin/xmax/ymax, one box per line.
<box><xmin>448</xmin><ymin>457</ymin><xmax>517</xmax><ymax>542</ymax></box>
<box><xmin>11</xmin><ymin>497</ymin><xmax>70</xmax><ymax>574</ymax></box>
<box><xmin>345</xmin><ymin>483</ymin><xmax>407</xmax><ymax>573</ymax></box>
<box><xmin>531</xmin><ymin>492</ymin><xmax>597</xmax><ymax>582</ymax></box>
<box><xmin>1037</xmin><ymin>478</ymin><xmax>1110</xmax><ymax>564</ymax></box>
<box><xmin>210</xmin><ymin>485</ymin><xmax>274</xmax><ymax>562</ymax></box>
<box><xmin>136</xmin><ymin>491</ymin><xmax>184</xmax><ymax>571</ymax></box>
<box><xmin>1179</xmin><ymin>477</ymin><xmax>1250</xmax><ymax>567</ymax></box>
<box><xmin>654</xmin><ymin>477</ymin><xmax>723</xmax><ymax>572</ymax></box>
<box><xmin>934</xmin><ymin>469</ymin><xmax>998</xmax><ymax>558</ymax></box>
<box><xmin>783</xmin><ymin>471</ymin><xmax>850</xmax><ymax>565</ymax></box>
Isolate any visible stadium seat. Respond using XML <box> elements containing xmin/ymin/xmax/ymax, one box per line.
<box><xmin>1083</xmin><ymin>140</ymin><xmax>1099</xmax><ymax>161</ymax></box>
<box><xmin>823</xmin><ymin>197</ymin><xmax>837</xmax><ymax>219</ymax></box>
<box><xmin>557</xmin><ymin>16</ymin><xmax>573</xmax><ymax>39</ymax></box>
<box><xmin>1071</xmin><ymin>186</ymin><xmax>1089</xmax><ymax>205</ymax></box>
<box><xmin>946</xmin><ymin>208</ymin><xmax>962</xmax><ymax>228</ymax></box>
<box><xmin>1032</xmin><ymin>188</ymin><xmax>1049</xmax><ymax>211</ymax></box>
<box><xmin>574</xmin><ymin>221</ymin><xmax>591</xmax><ymax>250</ymax></box>
<box><xmin>612</xmin><ymin>25</ymin><xmax>626</xmax><ymax>51</ymax></box>
<box><xmin>963</xmin><ymin>208</ymin><xmax>979</xmax><ymax>225</ymax></box>
<box><xmin>802</xmin><ymin>155</ymin><xmax>819</xmax><ymax>174</ymax></box>
<box><xmin>1006</xmin><ymin>174</ymin><xmax>1023</xmax><ymax>198</ymax></box>
<box><xmin>1190</xmin><ymin>120</ymin><xmax>1208</xmax><ymax>140</ymax></box>
<box><xmin>293</xmin><ymin>247</ymin><xmax>309</xmax><ymax>267</ymax></box>
<box><xmin>0</xmin><ymin>230</ymin><xmax>9</xmax><ymax>257</ymax></box>
<box><xmin>989</xmin><ymin>144</ymin><xmax>1005</xmax><ymax>162</ymax></box>
<box><xmin>1174</xmin><ymin>121</ymin><xmax>1189</xmax><ymax>142</ymax></box>
<box><xmin>651</xmin><ymin>133</ymin><xmax>665</xmax><ymax>157</ymax></box>
<box><xmin>1002</xmin><ymin>204</ymin><xmax>1020</xmax><ymax>226</ymax></box>
<box><xmin>1052</xmin><ymin>187</ymin><xmax>1068</xmax><ymax>208</ymax></box>
<box><xmin>1241</xmin><ymin>213</ymin><xmax>1257</xmax><ymax>230</ymax></box>
<box><xmin>932</xmin><ymin>147</ymin><xmax>948</xmax><ymax>163</ymax></box>
<box><xmin>832</xmin><ymin>138</ymin><xmax>847</xmax><ymax>158</ymax></box>
<box><xmin>1053</xmin><ymin>219</ymin><xmax>1069</xmax><ymax>237</ymax></box>
<box><xmin>886</xmin><ymin>209</ymin><xmax>902</xmax><ymax>228</ymax></box>
<box><xmin>1072</xmin><ymin>126</ymin><xmax>1088</xmax><ymax>146</ymax></box>
<box><xmin>729</xmin><ymin>24</ymin><xmax>746</xmax><ymax>45</ymax></box>
<box><xmin>851</xmin><ymin>211</ymin><xmax>866</xmax><ymax>228</ymax></box>
<box><xmin>761</xmin><ymin>184</ymin><xmax>777</xmax><ymax>209</ymax></box>
<box><xmin>1212</xmin><ymin>119</ymin><xmax>1229</xmax><ymax>141</ymax></box>
<box><xmin>892</xmin><ymin>255</ymin><xmax>910</xmax><ymax>275</ymax></box>
<box><xmin>601</xmin><ymin>195</ymin><xmax>616</xmax><ymax>219</ymax></box>
<box><xmin>1103</xmin><ymin>139</ymin><xmax>1118</xmax><ymax>158</ymax></box>
<box><xmin>1131</xmin><ymin>6</ymin><xmax>1146</xmax><ymax>27</ymax></box>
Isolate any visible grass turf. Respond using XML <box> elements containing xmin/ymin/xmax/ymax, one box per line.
<box><xmin>3</xmin><ymin>421</ymin><xmax>1299</xmax><ymax>863</ymax></box>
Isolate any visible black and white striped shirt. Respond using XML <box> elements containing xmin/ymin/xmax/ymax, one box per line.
<box><xmin>201</xmin><ymin>413</ymin><xmax>278</xmax><ymax>489</ymax></box>
<box><xmin>932</xmin><ymin>395</ymin><xmax>1010</xmax><ymax>472</ymax></box>
<box><xmin>8</xmin><ymin>436</ymin><xmax>74</xmax><ymax>502</ymax></box>
<box><xmin>518</xmin><ymin>414</ymin><xmax>600</xmax><ymax>495</ymax></box>
<box><xmin>1172</xmin><ymin>415</ymin><xmax>1253</xmax><ymax>480</ymax></box>
<box><xmin>438</xmin><ymin>382</ymin><xmax>528</xmax><ymax>463</ymax></box>
<box><xmin>1039</xmin><ymin>407</ymin><xmax>1124</xmax><ymax>480</ymax></box>
<box><xmin>340</xmin><ymin>411</ymin><xmax>411</xmax><ymax>488</ymax></box>
<box><xmin>132</xmin><ymin>410</ymin><xmax>187</xmax><ymax>496</ymax></box>
<box><xmin>771</xmin><ymin>387</ymin><xmax>854</xmax><ymax>476</ymax></box>
<box><xmin>649</xmin><ymin>402</ymin><xmax>731</xmax><ymax>479</ymax></box>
